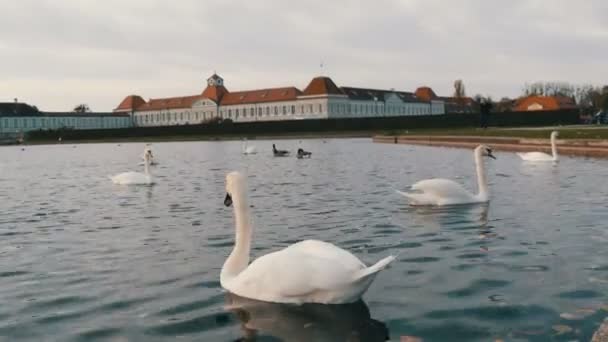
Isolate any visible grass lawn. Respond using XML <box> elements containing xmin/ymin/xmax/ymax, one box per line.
<box><xmin>386</xmin><ymin>125</ymin><xmax>608</xmax><ymax>140</ymax></box>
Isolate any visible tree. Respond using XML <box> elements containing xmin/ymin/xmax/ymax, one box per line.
<box><xmin>453</xmin><ymin>79</ymin><xmax>466</xmax><ymax>98</ymax></box>
<box><xmin>73</xmin><ymin>104</ymin><xmax>91</xmax><ymax>113</ymax></box>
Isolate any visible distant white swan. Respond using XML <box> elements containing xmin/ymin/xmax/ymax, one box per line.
<box><xmin>242</xmin><ymin>140</ymin><xmax>257</xmax><ymax>155</ymax></box>
<box><xmin>140</xmin><ymin>146</ymin><xmax>158</xmax><ymax>165</ymax></box>
<box><xmin>397</xmin><ymin>145</ymin><xmax>496</xmax><ymax>206</ymax></box>
<box><xmin>111</xmin><ymin>151</ymin><xmax>154</xmax><ymax>185</ymax></box>
<box><xmin>517</xmin><ymin>131</ymin><xmax>559</xmax><ymax>162</ymax></box>
<box><xmin>221</xmin><ymin>171</ymin><xmax>396</xmax><ymax>304</ymax></box>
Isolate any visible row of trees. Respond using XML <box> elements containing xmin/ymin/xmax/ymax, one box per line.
<box><xmin>452</xmin><ymin>79</ymin><xmax>608</xmax><ymax>113</ymax></box>
<box><xmin>522</xmin><ymin>81</ymin><xmax>608</xmax><ymax>111</ymax></box>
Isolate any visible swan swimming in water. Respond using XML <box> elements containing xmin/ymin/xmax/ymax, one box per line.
<box><xmin>517</xmin><ymin>131</ymin><xmax>559</xmax><ymax>162</ymax></box>
<box><xmin>242</xmin><ymin>140</ymin><xmax>257</xmax><ymax>155</ymax></box>
<box><xmin>111</xmin><ymin>150</ymin><xmax>154</xmax><ymax>185</ymax></box>
<box><xmin>397</xmin><ymin>145</ymin><xmax>496</xmax><ymax>206</ymax></box>
<box><xmin>140</xmin><ymin>146</ymin><xmax>158</xmax><ymax>165</ymax></box>
<box><xmin>221</xmin><ymin>171</ymin><xmax>396</xmax><ymax>304</ymax></box>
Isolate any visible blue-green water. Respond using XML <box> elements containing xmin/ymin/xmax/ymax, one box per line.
<box><xmin>1</xmin><ymin>139</ymin><xmax>607</xmax><ymax>341</ymax></box>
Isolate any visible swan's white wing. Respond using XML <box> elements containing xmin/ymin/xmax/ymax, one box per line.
<box><xmin>517</xmin><ymin>152</ymin><xmax>553</xmax><ymax>161</ymax></box>
<box><xmin>412</xmin><ymin>178</ymin><xmax>472</xmax><ymax>199</ymax></box>
<box><xmin>226</xmin><ymin>240</ymin><xmax>366</xmax><ymax>302</ymax></box>
<box><xmin>111</xmin><ymin>172</ymin><xmax>152</xmax><ymax>185</ymax></box>
<box><xmin>398</xmin><ymin>178</ymin><xmax>476</xmax><ymax>205</ymax></box>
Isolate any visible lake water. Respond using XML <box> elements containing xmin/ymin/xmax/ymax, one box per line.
<box><xmin>1</xmin><ymin>138</ymin><xmax>607</xmax><ymax>341</ymax></box>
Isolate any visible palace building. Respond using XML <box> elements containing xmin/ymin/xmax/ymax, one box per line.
<box><xmin>115</xmin><ymin>74</ymin><xmax>446</xmax><ymax>127</ymax></box>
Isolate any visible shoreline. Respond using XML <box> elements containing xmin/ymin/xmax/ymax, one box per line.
<box><xmin>373</xmin><ymin>135</ymin><xmax>608</xmax><ymax>158</ymax></box>
<box><xmin>14</xmin><ymin>131</ymin><xmax>375</xmax><ymax>146</ymax></box>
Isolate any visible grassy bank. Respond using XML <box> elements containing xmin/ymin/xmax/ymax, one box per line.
<box><xmin>386</xmin><ymin>126</ymin><xmax>608</xmax><ymax>140</ymax></box>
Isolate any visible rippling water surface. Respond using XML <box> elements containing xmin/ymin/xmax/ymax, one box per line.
<box><xmin>1</xmin><ymin>139</ymin><xmax>607</xmax><ymax>341</ymax></box>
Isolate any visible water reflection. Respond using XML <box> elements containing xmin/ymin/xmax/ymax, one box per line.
<box><xmin>225</xmin><ymin>293</ymin><xmax>389</xmax><ymax>341</ymax></box>
<box><xmin>405</xmin><ymin>203</ymin><xmax>489</xmax><ymax>231</ymax></box>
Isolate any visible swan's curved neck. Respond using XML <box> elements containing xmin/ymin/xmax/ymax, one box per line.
<box><xmin>474</xmin><ymin>150</ymin><xmax>488</xmax><ymax>201</ymax></box>
<box><xmin>550</xmin><ymin>134</ymin><xmax>558</xmax><ymax>161</ymax></box>
<box><xmin>144</xmin><ymin>158</ymin><xmax>150</xmax><ymax>175</ymax></box>
<box><xmin>221</xmin><ymin>185</ymin><xmax>252</xmax><ymax>283</ymax></box>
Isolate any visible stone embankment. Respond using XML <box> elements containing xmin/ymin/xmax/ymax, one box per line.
<box><xmin>373</xmin><ymin>135</ymin><xmax>608</xmax><ymax>158</ymax></box>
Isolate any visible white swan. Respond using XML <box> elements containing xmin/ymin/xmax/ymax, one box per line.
<box><xmin>397</xmin><ymin>145</ymin><xmax>496</xmax><ymax>206</ymax></box>
<box><xmin>517</xmin><ymin>131</ymin><xmax>559</xmax><ymax>162</ymax></box>
<box><xmin>221</xmin><ymin>171</ymin><xmax>396</xmax><ymax>304</ymax></box>
<box><xmin>111</xmin><ymin>152</ymin><xmax>153</xmax><ymax>185</ymax></box>
<box><xmin>140</xmin><ymin>146</ymin><xmax>158</xmax><ymax>165</ymax></box>
<box><xmin>242</xmin><ymin>140</ymin><xmax>257</xmax><ymax>155</ymax></box>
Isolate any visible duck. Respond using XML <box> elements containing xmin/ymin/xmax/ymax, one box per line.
<box><xmin>296</xmin><ymin>148</ymin><xmax>312</xmax><ymax>159</ymax></box>
<box><xmin>111</xmin><ymin>149</ymin><xmax>154</xmax><ymax>185</ymax></box>
<box><xmin>397</xmin><ymin>145</ymin><xmax>496</xmax><ymax>206</ymax></box>
<box><xmin>517</xmin><ymin>131</ymin><xmax>559</xmax><ymax>162</ymax></box>
<box><xmin>221</xmin><ymin>171</ymin><xmax>396</xmax><ymax>304</ymax></box>
<box><xmin>272</xmin><ymin>144</ymin><xmax>290</xmax><ymax>157</ymax></box>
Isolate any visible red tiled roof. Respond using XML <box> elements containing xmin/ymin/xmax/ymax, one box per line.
<box><xmin>302</xmin><ymin>77</ymin><xmax>344</xmax><ymax>96</ymax></box>
<box><xmin>440</xmin><ymin>96</ymin><xmax>476</xmax><ymax>106</ymax></box>
<box><xmin>201</xmin><ymin>85</ymin><xmax>229</xmax><ymax>103</ymax></box>
<box><xmin>137</xmin><ymin>95</ymin><xmax>204</xmax><ymax>111</ymax></box>
<box><xmin>414</xmin><ymin>87</ymin><xmax>438</xmax><ymax>101</ymax></box>
<box><xmin>514</xmin><ymin>95</ymin><xmax>578</xmax><ymax>111</ymax></box>
<box><xmin>220</xmin><ymin>87</ymin><xmax>302</xmax><ymax>105</ymax></box>
<box><xmin>115</xmin><ymin>95</ymin><xmax>146</xmax><ymax>111</ymax></box>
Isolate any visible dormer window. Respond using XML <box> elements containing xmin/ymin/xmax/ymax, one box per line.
<box><xmin>207</xmin><ymin>73</ymin><xmax>224</xmax><ymax>87</ymax></box>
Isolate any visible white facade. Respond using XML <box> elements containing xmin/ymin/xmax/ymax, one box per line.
<box><xmin>0</xmin><ymin>114</ymin><xmax>131</xmax><ymax>134</ymax></box>
<box><xmin>124</xmin><ymin>74</ymin><xmax>446</xmax><ymax>127</ymax></box>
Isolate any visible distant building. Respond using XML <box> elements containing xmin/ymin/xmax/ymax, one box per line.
<box><xmin>414</xmin><ymin>87</ymin><xmax>476</xmax><ymax>113</ymax></box>
<box><xmin>514</xmin><ymin>95</ymin><xmax>578</xmax><ymax>112</ymax></box>
<box><xmin>115</xmin><ymin>73</ymin><xmax>446</xmax><ymax>127</ymax></box>
<box><xmin>0</xmin><ymin>102</ymin><xmax>131</xmax><ymax>135</ymax></box>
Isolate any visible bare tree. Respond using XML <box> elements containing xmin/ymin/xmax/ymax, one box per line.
<box><xmin>453</xmin><ymin>80</ymin><xmax>466</xmax><ymax>98</ymax></box>
<box><xmin>73</xmin><ymin>104</ymin><xmax>91</xmax><ymax>113</ymax></box>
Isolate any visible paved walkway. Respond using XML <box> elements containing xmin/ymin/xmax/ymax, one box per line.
<box><xmin>373</xmin><ymin>135</ymin><xmax>608</xmax><ymax>158</ymax></box>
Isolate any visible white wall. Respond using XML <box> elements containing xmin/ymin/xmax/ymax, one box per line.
<box><xmin>129</xmin><ymin>94</ymin><xmax>446</xmax><ymax>127</ymax></box>
<box><xmin>0</xmin><ymin>115</ymin><xmax>131</xmax><ymax>133</ymax></box>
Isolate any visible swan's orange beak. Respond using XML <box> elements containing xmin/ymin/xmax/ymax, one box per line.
<box><xmin>224</xmin><ymin>193</ymin><xmax>233</xmax><ymax>207</ymax></box>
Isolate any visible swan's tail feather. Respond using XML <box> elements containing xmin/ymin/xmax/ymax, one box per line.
<box><xmin>353</xmin><ymin>255</ymin><xmax>396</xmax><ymax>281</ymax></box>
<box><xmin>396</xmin><ymin>189</ymin><xmax>430</xmax><ymax>205</ymax></box>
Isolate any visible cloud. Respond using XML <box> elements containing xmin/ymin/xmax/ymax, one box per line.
<box><xmin>0</xmin><ymin>0</ymin><xmax>606</xmax><ymax>110</ymax></box>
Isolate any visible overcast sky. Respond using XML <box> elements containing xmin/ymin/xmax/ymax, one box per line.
<box><xmin>0</xmin><ymin>0</ymin><xmax>606</xmax><ymax>111</ymax></box>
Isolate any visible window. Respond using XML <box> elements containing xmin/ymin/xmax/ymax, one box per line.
<box><xmin>266</xmin><ymin>107</ymin><xmax>270</xmax><ymax>116</ymax></box>
<box><xmin>318</xmin><ymin>104</ymin><xmax>322</xmax><ymax>113</ymax></box>
<box><xmin>282</xmin><ymin>106</ymin><xmax>286</xmax><ymax>115</ymax></box>
<box><xmin>235</xmin><ymin>109</ymin><xmax>239</xmax><ymax>118</ymax></box>
<box><xmin>274</xmin><ymin>106</ymin><xmax>278</xmax><ymax>115</ymax></box>
<box><xmin>291</xmin><ymin>105</ymin><xmax>295</xmax><ymax>114</ymax></box>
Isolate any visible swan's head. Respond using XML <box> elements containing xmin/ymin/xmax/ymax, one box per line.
<box><xmin>476</xmin><ymin>145</ymin><xmax>496</xmax><ymax>159</ymax></box>
<box><xmin>551</xmin><ymin>131</ymin><xmax>559</xmax><ymax>138</ymax></box>
<box><xmin>224</xmin><ymin>171</ymin><xmax>245</xmax><ymax>207</ymax></box>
